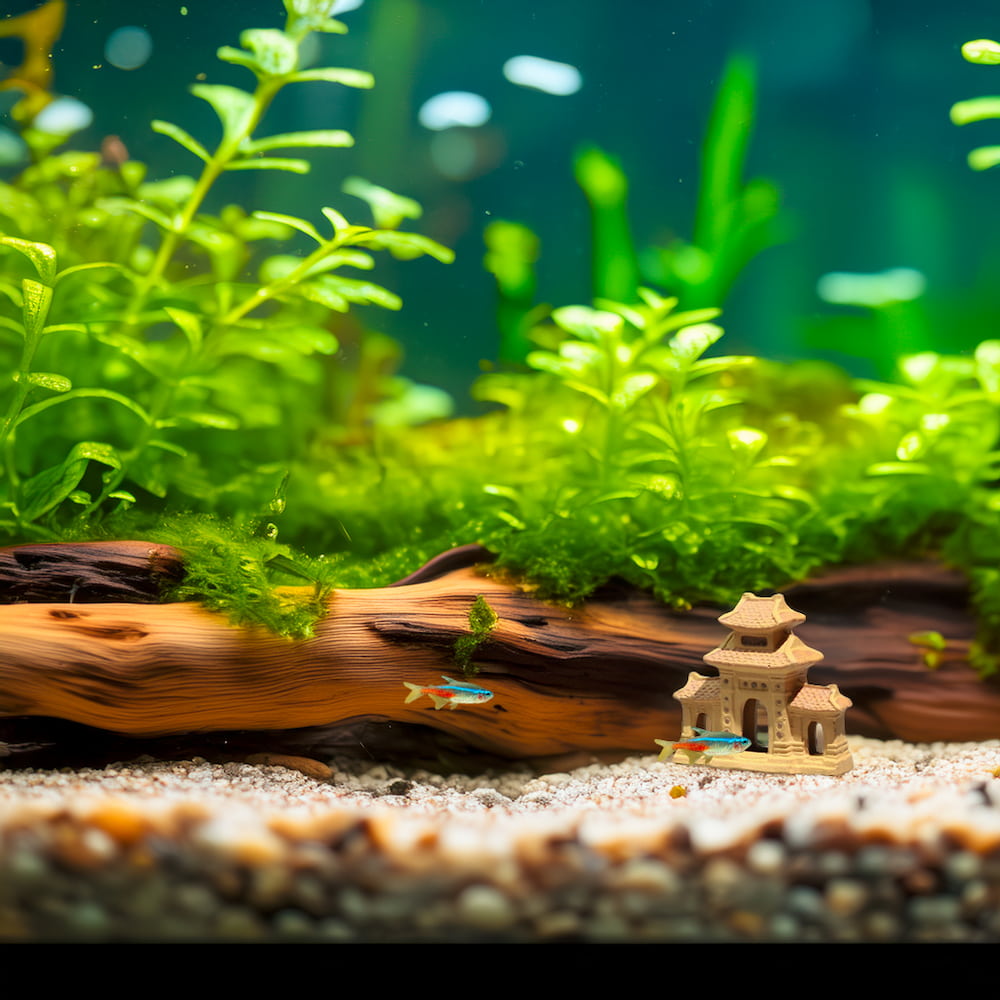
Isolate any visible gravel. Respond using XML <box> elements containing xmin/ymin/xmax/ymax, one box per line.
<box><xmin>2</xmin><ymin>736</ymin><xmax>1000</xmax><ymax>942</ymax></box>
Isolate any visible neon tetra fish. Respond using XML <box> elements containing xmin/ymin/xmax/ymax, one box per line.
<box><xmin>403</xmin><ymin>675</ymin><xmax>494</xmax><ymax>710</ymax></box>
<box><xmin>655</xmin><ymin>728</ymin><xmax>751</xmax><ymax>763</ymax></box>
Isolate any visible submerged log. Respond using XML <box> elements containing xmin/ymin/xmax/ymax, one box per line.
<box><xmin>0</xmin><ymin>542</ymin><xmax>998</xmax><ymax>765</ymax></box>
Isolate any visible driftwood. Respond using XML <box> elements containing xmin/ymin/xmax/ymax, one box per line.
<box><xmin>1</xmin><ymin>540</ymin><xmax>999</xmax><ymax>767</ymax></box>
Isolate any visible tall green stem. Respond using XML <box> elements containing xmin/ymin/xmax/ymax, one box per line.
<box><xmin>126</xmin><ymin>78</ymin><xmax>284</xmax><ymax>327</ymax></box>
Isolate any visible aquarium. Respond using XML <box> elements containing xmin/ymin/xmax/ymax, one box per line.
<box><xmin>2</xmin><ymin>0</ymin><xmax>1000</xmax><ymax>943</ymax></box>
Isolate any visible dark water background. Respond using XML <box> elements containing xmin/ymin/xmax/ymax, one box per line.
<box><xmin>5</xmin><ymin>0</ymin><xmax>1000</xmax><ymax>409</ymax></box>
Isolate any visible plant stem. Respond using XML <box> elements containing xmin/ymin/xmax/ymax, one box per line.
<box><xmin>124</xmin><ymin>74</ymin><xmax>285</xmax><ymax>330</ymax></box>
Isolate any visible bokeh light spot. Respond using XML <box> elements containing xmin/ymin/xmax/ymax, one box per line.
<box><xmin>0</xmin><ymin>128</ymin><xmax>27</xmax><ymax>166</ymax></box>
<box><xmin>33</xmin><ymin>96</ymin><xmax>93</xmax><ymax>135</ymax></box>
<box><xmin>429</xmin><ymin>130</ymin><xmax>478</xmax><ymax>180</ymax></box>
<box><xmin>418</xmin><ymin>91</ymin><xmax>492</xmax><ymax>131</ymax></box>
<box><xmin>104</xmin><ymin>26</ymin><xmax>153</xmax><ymax>71</ymax></box>
<box><xmin>816</xmin><ymin>267</ymin><xmax>925</xmax><ymax>308</ymax></box>
<box><xmin>503</xmin><ymin>55</ymin><xmax>582</xmax><ymax>95</ymax></box>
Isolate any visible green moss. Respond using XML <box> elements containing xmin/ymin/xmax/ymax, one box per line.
<box><xmin>453</xmin><ymin>595</ymin><xmax>499</xmax><ymax>674</ymax></box>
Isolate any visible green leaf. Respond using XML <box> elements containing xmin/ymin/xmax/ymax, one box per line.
<box><xmin>226</xmin><ymin>157</ymin><xmax>311</xmax><ymax>174</ymax></box>
<box><xmin>18</xmin><ymin>371</ymin><xmax>72</xmax><ymax>392</ymax></box>
<box><xmin>21</xmin><ymin>279</ymin><xmax>53</xmax><ymax>339</ymax></box>
<box><xmin>343</xmin><ymin>176</ymin><xmax>422</xmax><ymax>229</ymax></box>
<box><xmin>53</xmin><ymin>261</ymin><xmax>127</xmax><ymax>286</ymax></box>
<box><xmin>260</xmin><ymin>249</ymin><xmax>375</xmax><ymax>286</ymax></box>
<box><xmin>238</xmin><ymin>28</ymin><xmax>298</xmax><ymax>76</ymax></box>
<box><xmin>0</xmin><ymin>237</ymin><xmax>57</xmax><ymax>284</ymax></box>
<box><xmin>865</xmin><ymin>461</ymin><xmax>933</xmax><ymax>477</ymax></box>
<box><xmin>0</xmin><ymin>280</ymin><xmax>22</xmax><ymax>309</ymax></box>
<box><xmin>99</xmin><ymin>196</ymin><xmax>175</xmax><ymax>232</ymax></box>
<box><xmin>563</xmin><ymin>380</ymin><xmax>610</xmax><ymax>406</ymax></box>
<box><xmin>728</xmin><ymin>427</ymin><xmax>768</xmax><ymax>459</ymax></box>
<box><xmin>151</xmin><ymin>119</ymin><xmax>211</xmax><ymax>162</ymax></box>
<box><xmin>253</xmin><ymin>211</ymin><xmax>323</xmax><ymax>243</ymax></box>
<box><xmin>550</xmin><ymin>305</ymin><xmax>623</xmax><ymax>341</ymax></box>
<box><xmin>304</xmin><ymin>249</ymin><xmax>376</xmax><ymax>275</ymax></box>
<box><xmin>163</xmin><ymin>306</ymin><xmax>203</xmax><ymax>353</ymax></box>
<box><xmin>612</xmin><ymin>372</ymin><xmax>658</xmax><ymax>408</ymax></box>
<box><xmin>962</xmin><ymin>39</ymin><xmax>1000</xmax><ymax>65</ymax></box>
<box><xmin>147</xmin><ymin>439</ymin><xmax>188</xmax><ymax>458</ymax></box>
<box><xmin>212</xmin><ymin>324</ymin><xmax>339</xmax><ymax>365</ymax></box>
<box><xmin>243</xmin><ymin>130</ymin><xmax>353</xmax><ymax>154</ymax></box>
<box><xmin>18</xmin><ymin>441</ymin><xmax>121</xmax><ymax>521</ymax></box>
<box><xmin>321</xmin><ymin>206</ymin><xmax>350</xmax><ymax>233</ymax></box>
<box><xmin>283</xmin><ymin>0</ymin><xmax>348</xmax><ymax>36</ymax></box>
<box><xmin>895</xmin><ymin>430</ymin><xmax>925</xmax><ymax>461</ymax></box>
<box><xmin>968</xmin><ymin>146</ymin><xmax>1000</xmax><ymax>171</ymax></box>
<box><xmin>286</xmin><ymin>67</ymin><xmax>373</xmax><ymax>88</ymax></box>
<box><xmin>93</xmin><ymin>330</ymin><xmax>170</xmax><ymax>379</ymax></box>
<box><xmin>295</xmin><ymin>283</ymin><xmax>348</xmax><ymax>312</ymax></box>
<box><xmin>137</xmin><ymin>175</ymin><xmax>198</xmax><ymax>206</ymax></box>
<box><xmin>687</xmin><ymin>355</ymin><xmax>755</xmax><ymax>380</ymax></box>
<box><xmin>356</xmin><ymin>229</ymin><xmax>455</xmax><ymax>263</ymax></box>
<box><xmin>311</xmin><ymin>274</ymin><xmax>403</xmax><ymax>310</ymax></box>
<box><xmin>215</xmin><ymin>46</ymin><xmax>260</xmax><ymax>74</ymax></box>
<box><xmin>175</xmin><ymin>410</ymin><xmax>240</xmax><ymax>430</ymax></box>
<box><xmin>191</xmin><ymin>84</ymin><xmax>257</xmax><ymax>144</ymax></box>
<box><xmin>669</xmin><ymin>322</ymin><xmax>724</xmax><ymax>364</ymax></box>
<box><xmin>15</xmin><ymin>388</ymin><xmax>153</xmax><ymax>429</ymax></box>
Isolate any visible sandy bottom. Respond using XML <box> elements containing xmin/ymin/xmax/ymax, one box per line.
<box><xmin>2</xmin><ymin>736</ymin><xmax>1000</xmax><ymax>941</ymax></box>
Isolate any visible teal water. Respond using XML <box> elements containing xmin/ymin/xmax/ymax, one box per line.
<box><xmin>4</xmin><ymin>0</ymin><xmax>1000</xmax><ymax>407</ymax></box>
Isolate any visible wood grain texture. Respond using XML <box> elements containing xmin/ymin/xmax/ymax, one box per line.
<box><xmin>1</xmin><ymin>542</ymin><xmax>998</xmax><ymax>759</ymax></box>
<box><xmin>0</xmin><ymin>540</ymin><xmax>184</xmax><ymax>603</ymax></box>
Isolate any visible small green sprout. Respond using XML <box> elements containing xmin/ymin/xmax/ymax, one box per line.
<box><xmin>454</xmin><ymin>594</ymin><xmax>499</xmax><ymax>675</ymax></box>
<box><xmin>908</xmin><ymin>630</ymin><xmax>948</xmax><ymax>670</ymax></box>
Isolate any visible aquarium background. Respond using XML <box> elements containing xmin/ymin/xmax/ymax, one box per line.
<box><xmin>4</xmin><ymin>0</ymin><xmax>1000</xmax><ymax>409</ymax></box>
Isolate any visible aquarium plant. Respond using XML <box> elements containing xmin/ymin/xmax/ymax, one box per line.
<box><xmin>0</xmin><ymin>0</ymin><xmax>452</xmax><ymax>549</ymax></box>
<box><xmin>951</xmin><ymin>37</ymin><xmax>1000</xmax><ymax>171</ymax></box>
<box><xmin>5</xmin><ymin>1</ymin><xmax>1000</xmax><ymax>693</ymax></box>
<box><xmin>484</xmin><ymin>54</ymin><xmax>787</xmax><ymax>366</ymax></box>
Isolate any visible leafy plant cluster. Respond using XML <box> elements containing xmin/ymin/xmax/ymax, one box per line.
<box><xmin>484</xmin><ymin>55</ymin><xmax>787</xmax><ymax>366</ymax></box>
<box><xmin>951</xmin><ymin>37</ymin><xmax>1000</xmax><ymax>171</ymax></box>
<box><xmin>276</xmin><ymin>288</ymin><xmax>1000</xmax><ymax>620</ymax></box>
<box><xmin>0</xmin><ymin>0</ymin><xmax>452</xmax><ymax>543</ymax></box>
<box><xmin>4</xmin><ymin>4</ymin><xmax>1000</xmax><ymax>680</ymax></box>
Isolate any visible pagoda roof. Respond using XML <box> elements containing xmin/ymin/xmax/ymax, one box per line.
<box><xmin>704</xmin><ymin>632</ymin><xmax>822</xmax><ymax>671</ymax></box>
<box><xmin>718</xmin><ymin>592</ymin><xmax>806</xmax><ymax>633</ymax></box>
<box><xmin>789</xmin><ymin>683</ymin><xmax>852</xmax><ymax>713</ymax></box>
<box><xmin>673</xmin><ymin>672</ymin><xmax>721</xmax><ymax>702</ymax></box>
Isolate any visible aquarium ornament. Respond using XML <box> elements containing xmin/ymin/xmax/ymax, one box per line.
<box><xmin>663</xmin><ymin>592</ymin><xmax>854</xmax><ymax>776</ymax></box>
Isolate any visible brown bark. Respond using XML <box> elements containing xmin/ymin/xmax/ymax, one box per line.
<box><xmin>1</xmin><ymin>542</ymin><xmax>998</xmax><ymax>762</ymax></box>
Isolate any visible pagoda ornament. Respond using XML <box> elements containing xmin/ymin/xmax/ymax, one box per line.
<box><xmin>668</xmin><ymin>592</ymin><xmax>853</xmax><ymax>775</ymax></box>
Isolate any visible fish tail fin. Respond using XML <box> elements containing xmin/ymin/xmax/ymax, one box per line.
<box><xmin>654</xmin><ymin>739</ymin><xmax>675</xmax><ymax>762</ymax></box>
<box><xmin>403</xmin><ymin>682</ymin><xmax>424</xmax><ymax>704</ymax></box>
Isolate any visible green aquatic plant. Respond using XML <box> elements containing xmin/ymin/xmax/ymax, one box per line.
<box><xmin>0</xmin><ymin>0</ymin><xmax>452</xmax><ymax>542</ymax></box>
<box><xmin>951</xmin><ymin>37</ymin><xmax>1000</xmax><ymax>171</ymax></box>
<box><xmin>470</xmin><ymin>293</ymin><xmax>840</xmax><ymax>606</ymax></box>
<box><xmin>574</xmin><ymin>55</ymin><xmax>787</xmax><ymax>312</ymax></box>
<box><xmin>486</xmin><ymin>54</ymin><xmax>787</xmax><ymax>369</ymax></box>
<box><xmin>482</xmin><ymin>220</ymin><xmax>542</xmax><ymax>365</ymax></box>
<box><xmin>573</xmin><ymin>146</ymin><xmax>641</xmax><ymax>305</ymax></box>
<box><xmin>453</xmin><ymin>594</ymin><xmax>499</xmax><ymax>675</ymax></box>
